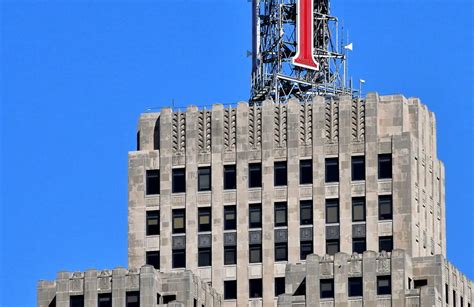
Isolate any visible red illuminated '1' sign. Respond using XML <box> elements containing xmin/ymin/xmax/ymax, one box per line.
<box><xmin>292</xmin><ymin>0</ymin><xmax>320</xmax><ymax>70</ymax></box>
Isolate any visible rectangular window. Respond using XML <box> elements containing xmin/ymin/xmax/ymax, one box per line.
<box><xmin>198</xmin><ymin>247</ymin><xmax>212</xmax><ymax>267</ymax></box>
<box><xmin>249</xmin><ymin>163</ymin><xmax>262</xmax><ymax>188</ymax></box>
<box><xmin>378</xmin><ymin>154</ymin><xmax>392</xmax><ymax>179</ymax></box>
<box><xmin>379</xmin><ymin>195</ymin><xmax>393</xmax><ymax>220</ymax></box>
<box><xmin>274</xmin><ymin>161</ymin><xmax>288</xmax><ymax>186</ymax></box>
<box><xmin>377</xmin><ymin>276</ymin><xmax>391</xmax><ymax>295</ymax></box>
<box><xmin>198</xmin><ymin>166</ymin><xmax>211</xmax><ymax>191</ymax></box>
<box><xmin>146</xmin><ymin>210</ymin><xmax>160</xmax><ymax>236</ymax></box>
<box><xmin>275</xmin><ymin>277</ymin><xmax>285</xmax><ymax>297</ymax></box>
<box><xmin>146</xmin><ymin>251</ymin><xmax>160</xmax><ymax>270</ymax></box>
<box><xmin>352</xmin><ymin>156</ymin><xmax>365</xmax><ymax>181</ymax></box>
<box><xmin>446</xmin><ymin>284</ymin><xmax>449</xmax><ymax>304</ymax></box>
<box><xmin>300</xmin><ymin>241</ymin><xmax>313</xmax><ymax>260</ymax></box>
<box><xmin>172</xmin><ymin>168</ymin><xmax>186</xmax><ymax>193</ymax></box>
<box><xmin>325</xmin><ymin>158</ymin><xmax>339</xmax><ymax>183</ymax></box>
<box><xmin>348</xmin><ymin>277</ymin><xmax>363</xmax><ymax>297</ymax></box>
<box><xmin>224</xmin><ymin>165</ymin><xmax>236</xmax><ymax>190</ymax></box>
<box><xmin>249</xmin><ymin>279</ymin><xmax>263</xmax><ymax>298</ymax></box>
<box><xmin>320</xmin><ymin>279</ymin><xmax>334</xmax><ymax>299</ymax></box>
<box><xmin>249</xmin><ymin>244</ymin><xmax>262</xmax><ymax>263</ymax></box>
<box><xmin>326</xmin><ymin>239</ymin><xmax>339</xmax><ymax>255</ymax></box>
<box><xmin>224</xmin><ymin>246</ymin><xmax>237</xmax><ymax>265</ymax></box>
<box><xmin>224</xmin><ymin>280</ymin><xmax>237</xmax><ymax>300</ymax></box>
<box><xmin>126</xmin><ymin>291</ymin><xmax>140</xmax><ymax>307</ymax></box>
<box><xmin>414</xmin><ymin>279</ymin><xmax>428</xmax><ymax>289</ymax></box>
<box><xmin>98</xmin><ymin>293</ymin><xmax>112</xmax><ymax>307</ymax></box>
<box><xmin>70</xmin><ymin>296</ymin><xmax>84</xmax><ymax>307</ymax></box>
<box><xmin>300</xmin><ymin>200</ymin><xmax>313</xmax><ymax>225</ymax></box>
<box><xmin>353</xmin><ymin>238</ymin><xmax>366</xmax><ymax>254</ymax></box>
<box><xmin>352</xmin><ymin>197</ymin><xmax>366</xmax><ymax>222</ymax></box>
<box><xmin>198</xmin><ymin>207</ymin><xmax>211</xmax><ymax>232</ymax></box>
<box><xmin>172</xmin><ymin>209</ymin><xmax>186</xmax><ymax>234</ymax></box>
<box><xmin>249</xmin><ymin>204</ymin><xmax>262</xmax><ymax>228</ymax></box>
<box><xmin>275</xmin><ymin>242</ymin><xmax>288</xmax><ymax>261</ymax></box>
<box><xmin>162</xmin><ymin>295</ymin><xmax>176</xmax><ymax>304</ymax></box>
<box><xmin>300</xmin><ymin>159</ymin><xmax>313</xmax><ymax>184</ymax></box>
<box><xmin>224</xmin><ymin>206</ymin><xmax>237</xmax><ymax>230</ymax></box>
<box><xmin>172</xmin><ymin>249</ymin><xmax>186</xmax><ymax>268</ymax></box>
<box><xmin>326</xmin><ymin>199</ymin><xmax>339</xmax><ymax>224</ymax></box>
<box><xmin>379</xmin><ymin>236</ymin><xmax>393</xmax><ymax>252</ymax></box>
<box><xmin>274</xmin><ymin>202</ymin><xmax>288</xmax><ymax>227</ymax></box>
<box><xmin>146</xmin><ymin>170</ymin><xmax>160</xmax><ymax>195</ymax></box>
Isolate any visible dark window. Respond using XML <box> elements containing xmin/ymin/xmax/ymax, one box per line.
<box><xmin>172</xmin><ymin>168</ymin><xmax>186</xmax><ymax>193</ymax></box>
<box><xmin>352</xmin><ymin>197</ymin><xmax>366</xmax><ymax>222</ymax></box>
<box><xmin>325</xmin><ymin>158</ymin><xmax>339</xmax><ymax>183</ymax></box>
<box><xmin>320</xmin><ymin>279</ymin><xmax>334</xmax><ymax>299</ymax></box>
<box><xmin>224</xmin><ymin>165</ymin><xmax>236</xmax><ymax>190</ymax></box>
<box><xmin>379</xmin><ymin>236</ymin><xmax>393</xmax><ymax>252</ymax></box>
<box><xmin>146</xmin><ymin>251</ymin><xmax>160</xmax><ymax>269</ymax></box>
<box><xmin>274</xmin><ymin>202</ymin><xmax>288</xmax><ymax>227</ymax></box>
<box><xmin>294</xmin><ymin>278</ymin><xmax>306</xmax><ymax>296</ymax></box>
<box><xmin>300</xmin><ymin>200</ymin><xmax>313</xmax><ymax>225</ymax></box>
<box><xmin>249</xmin><ymin>244</ymin><xmax>262</xmax><ymax>263</ymax></box>
<box><xmin>300</xmin><ymin>159</ymin><xmax>313</xmax><ymax>185</ymax></box>
<box><xmin>126</xmin><ymin>292</ymin><xmax>140</xmax><ymax>307</ymax></box>
<box><xmin>70</xmin><ymin>296</ymin><xmax>84</xmax><ymax>307</ymax></box>
<box><xmin>378</xmin><ymin>195</ymin><xmax>393</xmax><ymax>220</ymax></box>
<box><xmin>377</xmin><ymin>276</ymin><xmax>391</xmax><ymax>295</ymax></box>
<box><xmin>326</xmin><ymin>199</ymin><xmax>339</xmax><ymax>224</ymax></box>
<box><xmin>274</xmin><ymin>161</ymin><xmax>287</xmax><ymax>186</ymax></box>
<box><xmin>249</xmin><ymin>163</ymin><xmax>262</xmax><ymax>188</ymax></box>
<box><xmin>162</xmin><ymin>295</ymin><xmax>176</xmax><ymax>304</ymax></box>
<box><xmin>353</xmin><ymin>238</ymin><xmax>366</xmax><ymax>254</ymax></box>
<box><xmin>224</xmin><ymin>246</ymin><xmax>237</xmax><ymax>265</ymax></box>
<box><xmin>352</xmin><ymin>156</ymin><xmax>365</xmax><ymax>181</ymax></box>
<box><xmin>146</xmin><ymin>170</ymin><xmax>160</xmax><ymax>195</ymax></box>
<box><xmin>224</xmin><ymin>280</ymin><xmax>237</xmax><ymax>300</ymax></box>
<box><xmin>48</xmin><ymin>297</ymin><xmax>56</xmax><ymax>307</ymax></box>
<box><xmin>300</xmin><ymin>241</ymin><xmax>313</xmax><ymax>260</ymax></box>
<box><xmin>275</xmin><ymin>277</ymin><xmax>285</xmax><ymax>296</ymax></box>
<box><xmin>198</xmin><ymin>247</ymin><xmax>212</xmax><ymax>267</ymax></box>
<box><xmin>349</xmin><ymin>277</ymin><xmax>363</xmax><ymax>297</ymax></box>
<box><xmin>326</xmin><ymin>239</ymin><xmax>339</xmax><ymax>255</ymax></box>
<box><xmin>275</xmin><ymin>242</ymin><xmax>288</xmax><ymax>261</ymax></box>
<box><xmin>172</xmin><ymin>209</ymin><xmax>186</xmax><ymax>234</ymax></box>
<box><xmin>98</xmin><ymin>293</ymin><xmax>112</xmax><ymax>307</ymax></box>
<box><xmin>249</xmin><ymin>204</ymin><xmax>262</xmax><ymax>228</ymax></box>
<box><xmin>146</xmin><ymin>211</ymin><xmax>160</xmax><ymax>236</ymax></box>
<box><xmin>378</xmin><ymin>154</ymin><xmax>392</xmax><ymax>179</ymax></box>
<box><xmin>224</xmin><ymin>206</ymin><xmax>237</xmax><ymax>230</ymax></box>
<box><xmin>172</xmin><ymin>249</ymin><xmax>186</xmax><ymax>268</ymax></box>
<box><xmin>414</xmin><ymin>279</ymin><xmax>428</xmax><ymax>289</ymax></box>
<box><xmin>446</xmin><ymin>284</ymin><xmax>449</xmax><ymax>303</ymax></box>
<box><xmin>136</xmin><ymin>131</ymin><xmax>140</xmax><ymax>151</ymax></box>
<box><xmin>198</xmin><ymin>167</ymin><xmax>211</xmax><ymax>191</ymax></box>
<box><xmin>454</xmin><ymin>290</ymin><xmax>457</xmax><ymax>307</ymax></box>
<box><xmin>249</xmin><ymin>279</ymin><xmax>263</xmax><ymax>298</ymax></box>
<box><xmin>198</xmin><ymin>207</ymin><xmax>211</xmax><ymax>232</ymax></box>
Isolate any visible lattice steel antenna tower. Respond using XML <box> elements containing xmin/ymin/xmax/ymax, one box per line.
<box><xmin>250</xmin><ymin>0</ymin><xmax>353</xmax><ymax>104</ymax></box>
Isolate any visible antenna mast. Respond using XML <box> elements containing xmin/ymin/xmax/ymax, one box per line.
<box><xmin>250</xmin><ymin>0</ymin><xmax>353</xmax><ymax>104</ymax></box>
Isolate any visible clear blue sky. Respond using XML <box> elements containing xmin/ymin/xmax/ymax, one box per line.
<box><xmin>1</xmin><ymin>0</ymin><xmax>473</xmax><ymax>306</ymax></box>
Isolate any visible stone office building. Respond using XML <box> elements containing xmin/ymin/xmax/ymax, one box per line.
<box><xmin>127</xmin><ymin>92</ymin><xmax>470</xmax><ymax>306</ymax></box>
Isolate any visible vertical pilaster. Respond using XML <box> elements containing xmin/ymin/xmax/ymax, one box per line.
<box><xmin>56</xmin><ymin>272</ymin><xmax>70</xmax><ymax>307</ymax></box>
<box><xmin>211</xmin><ymin>104</ymin><xmax>224</xmax><ymax>294</ymax></box>
<box><xmin>312</xmin><ymin>96</ymin><xmax>326</xmax><ymax>255</ymax></box>
<box><xmin>306</xmin><ymin>254</ymin><xmax>321</xmax><ymax>307</ymax></box>
<box><xmin>362</xmin><ymin>251</ymin><xmax>377</xmax><ymax>307</ymax></box>
<box><xmin>261</xmin><ymin>100</ymin><xmax>275</xmax><ymax>306</ymax></box>
<box><xmin>339</xmin><ymin>96</ymin><xmax>353</xmax><ymax>253</ymax></box>
<box><xmin>287</xmin><ymin>99</ymin><xmax>300</xmax><ymax>263</ymax></box>
<box><xmin>84</xmin><ymin>270</ymin><xmax>98</xmax><ymax>307</ymax></box>
<box><xmin>334</xmin><ymin>253</ymin><xmax>349</xmax><ymax>307</ymax></box>
<box><xmin>140</xmin><ymin>266</ymin><xmax>156</xmax><ymax>306</ymax></box>
<box><xmin>391</xmin><ymin>250</ymin><xmax>406</xmax><ymax>306</ymax></box>
<box><xmin>112</xmin><ymin>268</ymin><xmax>127</xmax><ymax>307</ymax></box>
<box><xmin>159</xmin><ymin>108</ymin><xmax>173</xmax><ymax>272</ymax></box>
<box><xmin>236</xmin><ymin>102</ymin><xmax>250</xmax><ymax>305</ymax></box>
<box><xmin>364</xmin><ymin>93</ymin><xmax>379</xmax><ymax>252</ymax></box>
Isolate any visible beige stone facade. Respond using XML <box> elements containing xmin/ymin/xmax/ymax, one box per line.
<box><xmin>128</xmin><ymin>93</ymin><xmax>451</xmax><ymax>306</ymax></box>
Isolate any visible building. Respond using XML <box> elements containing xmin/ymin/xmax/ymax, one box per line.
<box><xmin>37</xmin><ymin>266</ymin><xmax>222</xmax><ymax>307</ymax></box>
<box><xmin>127</xmin><ymin>93</ymin><xmax>471</xmax><ymax>306</ymax></box>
